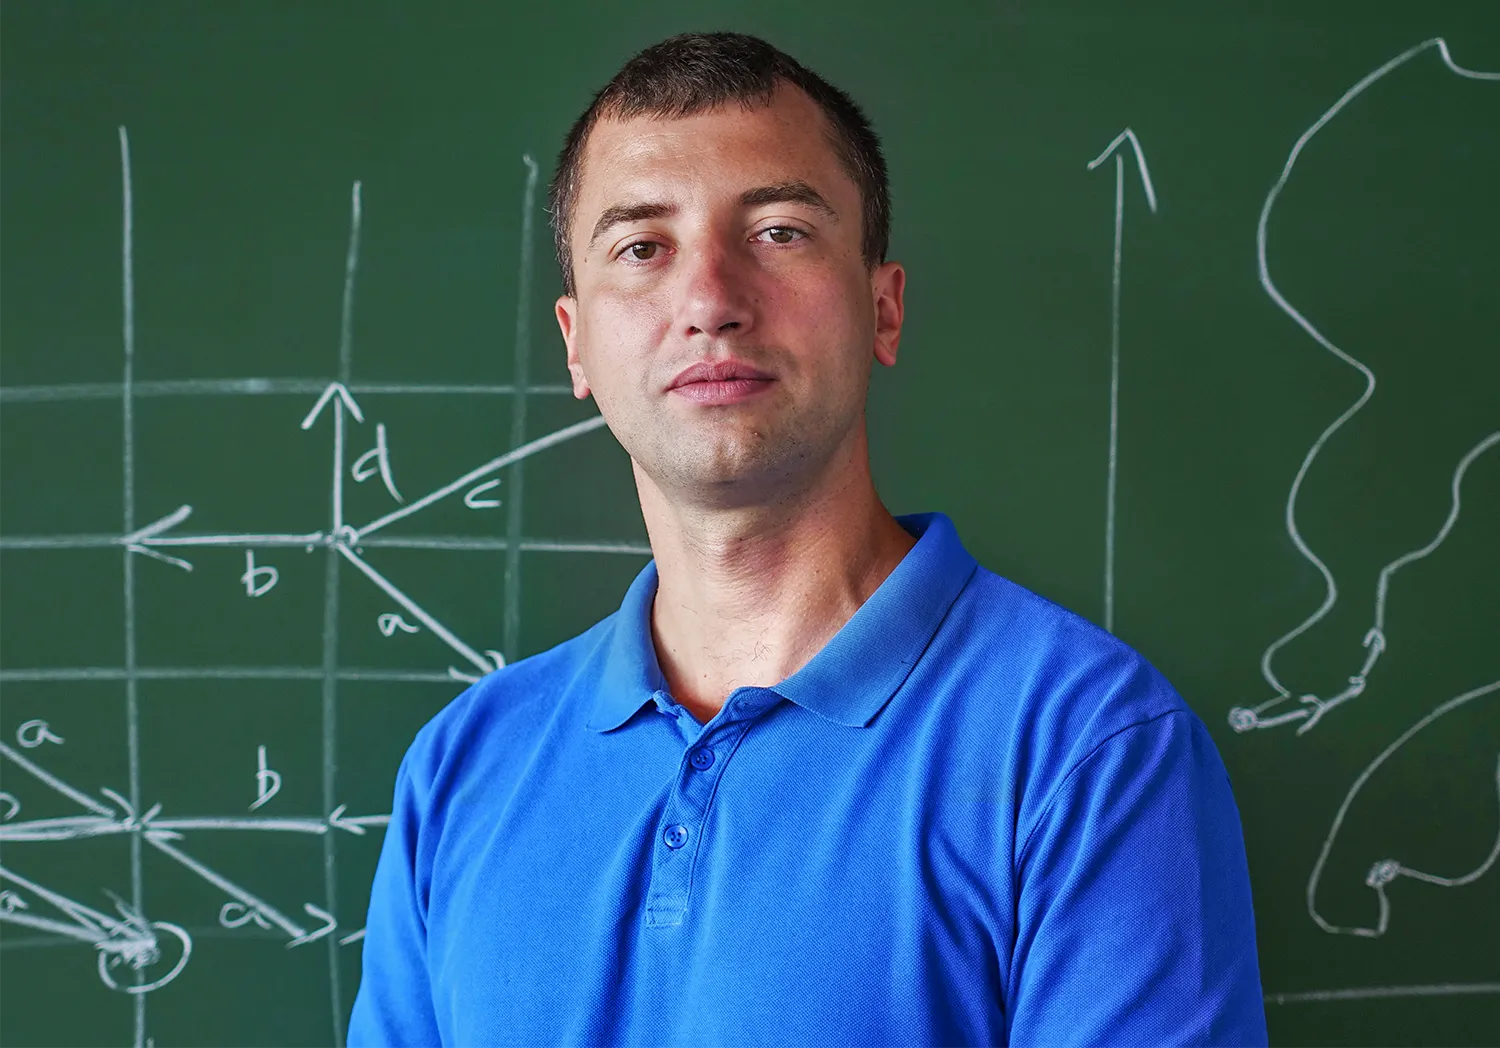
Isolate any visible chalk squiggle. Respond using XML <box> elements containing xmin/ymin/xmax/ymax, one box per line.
<box><xmin>1230</xmin><ymin>38</ymin><xmax>1500</xmax><ymax>735</ymax></box>
<box><xmin>1305</xmin><ymin>679</ymin><xmax>1500</xmax><ymax>937</ymax></box>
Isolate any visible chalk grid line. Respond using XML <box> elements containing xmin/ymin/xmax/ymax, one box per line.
<box><xmin>119</xmin><ymin>124</ymin><xmax>148</xmax><ymax>1043</ymax></box>
<box><xmin>503</xmin><ymin>155</ymin><xmax>540</xmax><ymax>664</ymax></box>
<box><xmin>1267</xmin><ymin>981</ymin><xmax>1500</xmax><ymax>1005</ymax></box>
<box><xmin>317</xmin><ymin>174</ymin><xmax>361</xmax><ymax>1047</ymax></box>
<box><xmin>0</xmin><ymin>379</ymin><xmax>574</xmax><ymax>402</ymax></box>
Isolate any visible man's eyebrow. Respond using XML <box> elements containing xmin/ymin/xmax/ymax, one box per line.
<box><xmin>585</xmin><ymin>181</ymin><xmax>839</xmax><ymax>254</ymax></box>
<box><xmin>588</xmin><ymin>202</ymin><xmax>677</xmax><ymax>252</ymax></box>
<box><xmin>739</xmin><ymin>181</ymin><xmax>839</xmax><ymax>221</ymax></box>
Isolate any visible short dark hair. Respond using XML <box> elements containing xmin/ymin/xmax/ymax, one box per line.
<box><xmin>547</xmin><ymin>32</ymin><xmax>891</xmax><ymax>297</ymax></box>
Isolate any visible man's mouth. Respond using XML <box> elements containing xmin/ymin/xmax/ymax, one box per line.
<box><xmin>666</xmin><ymin>359</ymin><xmax>776</xmax><ymax>405</ymax></box>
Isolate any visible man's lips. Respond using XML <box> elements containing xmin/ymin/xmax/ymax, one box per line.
<box><xmin>669</xmin><ymin>377</ymin><xmax>774</xmax><ymax>405</ymax></box>
<box><xmin>667</xmin><ymin>359</ymin><xmax>776</xmax><ymax>390</ymax></box>
<box><xmin>666</xmin><ymin>359</ymin><xmax>776</xmax><ymax>405</ymax></box>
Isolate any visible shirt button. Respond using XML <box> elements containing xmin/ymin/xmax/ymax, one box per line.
<box><xmin>663</xmin><ymin>824</ymin><xmax>690</xmax><ymax>849</ymax></box>
<box><xmin>689</xmin><ymin>748</ymin><xmax>715</xmax><ymax>771</ymax></box>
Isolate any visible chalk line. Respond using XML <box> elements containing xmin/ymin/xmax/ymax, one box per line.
<box><xmin>502</xmin><ymin>154</ymin><xmax>541</xmax><ymax>665</ymax></box>
<box><xmin>1086</xmin><ymin>128</ymin><xmax>1158</xmax><ymax>632</ymax></box>
<box><xmin>0</xmin><ymin>379</ymin><xmax>573</xmax><ymax>402</ymax></box>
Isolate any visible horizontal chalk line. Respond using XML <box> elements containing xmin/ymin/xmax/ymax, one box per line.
<box><xmin>0</xmin><ymin>379</ymin><xmax>573</xmax><ymax>402</ymax></box>
<box><xmin>0</xmin><ymin>533</ymin><xmax>651</xmax><ymax>555</ymax></box>
<box><xmin>1267</xmin><ymin>982</ymin><xmax>1500</xmax><ymax>1005</ymax></box>
<box><xmin>0</xmin><ymin>666</ymin><xmax>467</xmax><ymax>684</ymax></box>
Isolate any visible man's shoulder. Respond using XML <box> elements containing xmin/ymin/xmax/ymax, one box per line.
<box><xmin>945</xmin><ymin>563</ymin><xmax>1194</xmax><ymax>749</ymax></box>
<box><xmin>946</xmin><ymin>564</ymin><xmax>1235</xmax><ymax>864</ymax></box>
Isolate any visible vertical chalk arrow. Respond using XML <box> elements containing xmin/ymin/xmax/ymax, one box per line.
<box><xmin>299</xmin><ymin>381</ymin><xmax>364</xmax><ymax>430</ymax></box>
<box><xmin>300</xmin><ymin>382</ymin><xmax>365</xmax><ymax>535</ymax></box>
<box><xmin>1086</xmin><ymin>128</ymin><xmax>1158</xmax><ymax>634</ymax></box>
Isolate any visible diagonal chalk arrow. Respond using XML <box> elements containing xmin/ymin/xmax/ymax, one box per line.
<box><xmin>144</xmin><ymin>833</ymin><xmax>307</xmax><ymax>940</ymax></box>
<box><xmin>337</xmin><ymin>544</ymin><xmax>494</xmax><ymax>673</ymax></box>
<box><xmin>1086</xmin><ymin>126</ymin><xmax>1159</xmax><ymax>634</ymax></box>
<box><xmin>0</xmin><ymin>864</ymin><xmax>121</xmax><ymax>940</ymax></box>
<box><xmin>287</xmin><ymin>903</ymin><xmax>338</xmax><ymax>948</ymax></box>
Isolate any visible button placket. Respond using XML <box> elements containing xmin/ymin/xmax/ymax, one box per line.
<box><xmin>644</xmin><ymin>689</ymin><xmax>778</xmax><ymax>928</ymax></box>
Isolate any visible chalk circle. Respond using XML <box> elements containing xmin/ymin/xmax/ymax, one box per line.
<box><xmin>97</xmin><ymin>920</ymin><xmax>192</xmax><ymax>994</ymax></box>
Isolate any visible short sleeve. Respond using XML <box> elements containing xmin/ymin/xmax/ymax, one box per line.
<box><xmin>347</xmin><ymin>751</ymin><xmax>443</xmax><ymax>1047</ymax></box>
<box><xmin>1007</xmin><ymin>710</ymin><xmax>1268</xmax><ymax>1047</ymax></box>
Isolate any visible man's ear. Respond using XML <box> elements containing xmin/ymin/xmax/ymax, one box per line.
<box><xmin>871</xmin><ymin>261</ymin><xmax>905</xmax><ymax>368</ymax></box>
<box><xmin>555</xmin><ymin>295</ymin><xmax>591</xmax><ymax>399</ymax></box>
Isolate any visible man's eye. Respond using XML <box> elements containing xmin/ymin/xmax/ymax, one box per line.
<box><xmin>757</xmin><ymin>227</ymin><xmax>805</xmax><ymax>245</ymax></box>
<box><xmin>624</xmin><ymin>241</ymin><xmax>660</xmax><ymax>261</ymax></box>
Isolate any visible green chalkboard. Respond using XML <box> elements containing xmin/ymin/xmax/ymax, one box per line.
<box><xmin>2</xmin><ymin>2</ymin><xmax>1497</xmax><ymax>1045</ymax></box>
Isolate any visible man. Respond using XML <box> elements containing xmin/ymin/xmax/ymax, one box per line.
<box><xmin>348</xmin><ymin>31</ymin><xmax>1267</xmax><ymax>1047</ymax></box>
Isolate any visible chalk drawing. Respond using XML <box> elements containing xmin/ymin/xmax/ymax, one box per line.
<box><xmin>0</xmin><ymin>130</ymin><xmax>647</xmax><ymax>1048</ymax></box>
<box><xmin>1218</xmin><ymin>36</ymin><xmax>1500</xmax><ymax>988</ymax></box>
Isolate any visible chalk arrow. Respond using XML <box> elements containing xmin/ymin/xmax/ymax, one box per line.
<box><xmin>1086</xmin><ymin>127</ymin><xmax>1158</xmax><ymax>212</ymax></box>
<box><xmin>303</xmin><ymin>382</ymin><xmax>365</xmax><ymax>534</ymax></box>
<box><xmin>120</xmin><ymin>504</ymin><xmax>195</xmax><ymax>571</ymax></box>
<box><xmin>1086</xmin><ymin>126</ymin><xmax>1159</xmax><ymax>635</ymax></box>
<box><xmin>122</xmin><ymin>504</ymin><xmax>193</xmax><ymax>545</ymax></box>
<box><xmin>327</xmin><ymin>804</ymin><xmax>367</xmax><ymax>836</ymax></box>
<box><xmin>287</xmin><ymin>903</ymin><xmax>338</xmax><ymax>948</ymax></box>
<box><xmin>299</xmin><ymin>382</ymin><xmax>364</xmax><ymax>430</ymax></box>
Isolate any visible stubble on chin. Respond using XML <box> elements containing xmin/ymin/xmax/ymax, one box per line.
<box><xmin>640</xmin><ymin>414</ymin><xmax>779</xmax><ymax>492</ymax></box>
<box><xmin>637</xmin><ymin>398</ymin><xmax>851</xmax><ymax>509</ymax></box>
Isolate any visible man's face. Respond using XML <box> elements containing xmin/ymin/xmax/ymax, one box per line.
<box><xmin>554</xmin><ymin>84</ymin><xmax>904</xmax><ymax>510</ymax></box>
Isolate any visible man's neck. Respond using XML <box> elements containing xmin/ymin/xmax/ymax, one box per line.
<box><xmin>636</xmin><ymin>438</ymin><xmax>917</xmax><ymax>723</ymax></box>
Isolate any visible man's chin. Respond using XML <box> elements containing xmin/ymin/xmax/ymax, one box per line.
<box><xmin>643</xmin><ymin>455</ymin><xmax>807</xmax><ymax>510</ymax></box>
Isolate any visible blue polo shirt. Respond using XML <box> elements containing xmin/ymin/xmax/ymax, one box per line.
<box><xmin>348</xmin><ymin>512</ymin><xmax>1266</xmax><ymax>1047</ymax></box>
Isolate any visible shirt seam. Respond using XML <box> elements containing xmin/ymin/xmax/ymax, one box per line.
<box><xmin>1014</xmin><ymin>707</ymin><xmax>1190</xmax><ymax>871</ymax></box>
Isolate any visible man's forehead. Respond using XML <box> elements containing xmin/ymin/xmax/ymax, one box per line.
<box><xmin>576</xmin><ymin>87</ymin><xmax>849</xmax><ymax>203</ymax></box>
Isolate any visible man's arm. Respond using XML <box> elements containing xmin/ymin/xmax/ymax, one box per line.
<box><xmin>347</xmin><ymin>752</ymin><xmax>443</xmax><ymax>1046</ymax></box>
<box><xmin>1007</xmin><ymin>709</ymin><xmax>1267</xmax><ymax>1046</ymax></box>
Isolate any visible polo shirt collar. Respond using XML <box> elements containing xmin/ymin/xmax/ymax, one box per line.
<box><xmin>585</xmin><ymin>512</ymin><xmax>978</xmax><ymax>732</ymax></box>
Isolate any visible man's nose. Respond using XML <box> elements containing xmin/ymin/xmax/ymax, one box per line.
<box><xmin>676</xmin><ymin>239</ymin><xmax>754</xmax><ymax>339</ymax></box>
